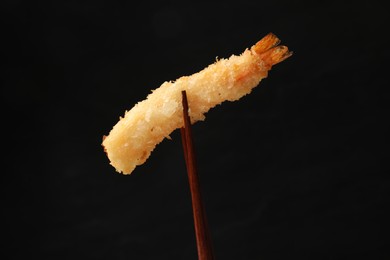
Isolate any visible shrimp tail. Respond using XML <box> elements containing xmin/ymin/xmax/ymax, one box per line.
<box><xmin>251</xmin><ymin>33</ymin><xmax>293</xmax><ymax>67</ymax></box>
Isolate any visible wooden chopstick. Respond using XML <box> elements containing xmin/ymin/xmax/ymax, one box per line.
<box><xmin>180</xmin><ymin>90</ymin><xmax>215</xmax><ymax>260</ymax></box>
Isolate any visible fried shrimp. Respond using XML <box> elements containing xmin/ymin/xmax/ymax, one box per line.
<box><xmin>102</xmin><ymin>33</ymin><xmax>292</xmax><ymax>174</ymax></box>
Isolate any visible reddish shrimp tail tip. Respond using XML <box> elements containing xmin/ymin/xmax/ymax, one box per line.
<box><xmin>251</xmin><ymin>33</ymin><xmax>281</xmax><ymax>55</ymax></box>
<box><xmin>262</xmin><ymin>45</ymin><xmax>293</xmax><ymax>66</ymax></box>
<box><xmin>252</xmin><ymin>33</ymin><xmax>292</xmax><ymax>66</ymax></box>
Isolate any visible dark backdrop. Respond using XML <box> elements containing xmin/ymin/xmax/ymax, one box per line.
<box><xmin>2</xmin><ymin>0</ymin><xmax>389</xmax><ymax>259</ymax></box>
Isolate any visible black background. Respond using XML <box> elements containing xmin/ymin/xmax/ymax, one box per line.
<box><xmin>2</xmin><ymin>0</ymin><xmax>390</xmax><ymax>259</ymax></box>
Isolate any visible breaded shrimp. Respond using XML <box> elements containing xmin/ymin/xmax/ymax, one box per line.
<box><xmin>102</xmin><ymin>33</ymin><xmax>292</xmax><ymax>174</ymax></box>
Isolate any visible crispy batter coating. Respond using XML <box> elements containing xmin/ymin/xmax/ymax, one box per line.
<box><xmin>102</xmin><ymin>33</ymin><xmax>292</xmax><ymax>174</ymax></box>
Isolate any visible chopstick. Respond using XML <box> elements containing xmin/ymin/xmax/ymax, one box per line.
<box><xmin>180</xmin><ymin>90</ymin><xmax>215</xmax><ymax>260</ymax></box>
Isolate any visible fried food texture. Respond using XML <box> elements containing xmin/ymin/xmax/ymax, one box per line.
<box><xmin>102</xmin><ymin>33</ymin><xmax>292</xmax><ymax>174</ymax></box>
